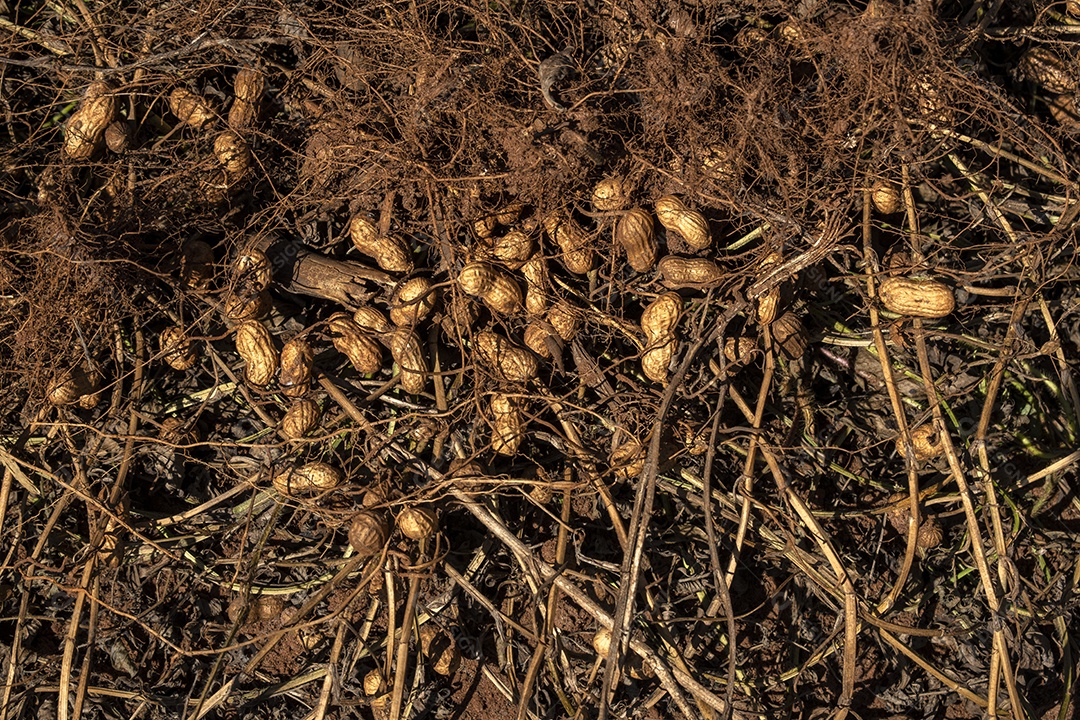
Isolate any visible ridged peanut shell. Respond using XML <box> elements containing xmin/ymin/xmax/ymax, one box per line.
<box><xmin>611</xmin><ymin>438</ymin><xmax>645</xmax><ymax>481</ymax></box>
<box><xmin>169</xmin><ymin>88</ymin><xmax>215</xmax><ymax>131</ymax></box>
<box><xmin>458</xmin><ymin>262</ymin><xmax>521</xmax><ymax>315</ymax></box>
<box><xmin>181</xmin><ymin>240</ymin><xmax>215</xmax><ymax>291</ymax></box>
<box><xmin>235</xmin><ymin>320</ymin><xmax>278</xmax><ymax>386</ymax></box>
<box><xmin>879</xmin><ymin>277</ymin><xmax>955</xmax><ymax>318</ymax></box>
<box><xmin>281</xmin><ymin>398</ymin><xmax>319</xmax><ymax>439</ymax></box>
<box><xmin>327</xmin><ymin>313</ymin><xmax>382</xmax><ymax>374</ymax></box>
<box><xmin>523</xmin><ymin>323</ymin><xmax>555</xmax><ymax>358</ymax></box>
<box><xmin>474</xmin><ymin>331</ymin><xmax>538</xmax><ymax>383</ymax></box>
<box><xmin>227</xmin><ymin>98</ymin><xmax>258</xmax><ymax>130</ymax></box>
<box><xmin>871</xmin><ymin>181</ymin><xmax>902</xmax><ymax>215</ymax></box>
<box><xmin>900</xmin><ymin>424</ymin><xmax>945</xmax><ymax>462</ymax></box>
<box><xmin>494</xmin><ymin>201</ymin><xmax>526</xmax><ymax>226</ymax></box>
<box><xmin>353</xmin><ymin>306</ymin><xmax>391</xmax><ymax>334</ymax></box>
<box><xmin>592</xmin><ymin>177</ymin><xmax>628</xmax><ymax>212</ymax></box>
<box><xmin>1020</xmin><ymin>47</ymin><xmax>1076</xmax><ymax>94</ymax></box>
<box><xmin>493</xmin><ymin>230</ymin><xmax>534</xmax><ymax>267</ymax></box>
<box><xmin>520</xmin><ymin>255</ymin><xmax>550</xmax><ymax>316</ymax></box>
<box><xmin>655</xmin><ymin>196</ymin><xmax>711</xmax><ymax>250</ymax></box>
<box><xmin>397</xmin><ymin>506</ymin><xmax>438</xmax><ymax>540</ymax></box>
<box><xmin>214</xmin><ymin>132</ymin><xmax>252</xmax><ymax>179</ymax></box>
<box><xmin>348</xmin><ymin>511</ymin><xmax>390</xmax><ymax>557</ymax></box>
<box><xmin>46</xmin><ymin>367</ymin><xmax>96</xmax><ymax>406</ymax></box>
<box><xmin>273</xmin><ymin>460</ymin><xmax>343</xmax><ymax>496</ymax></box>
<box><xmin>279</xmin><ymin>337</ymin><xmax>314</xmax><ymax>397</ymax></box>
<box><xmin>224</xmin><ymin>290</ymin><xmax>271</xmax><ymax>321</ymax></box>
<box><xmin>419</xmin><ymin>624</ymin><xmax>460</xmax><ymax>676</ymax></box>
<box><xmin>640</xmin><ymin>293</ymin><xmax>681</xmax><ymax>383</ymax></box>
<box><xmin>233</xmin><ymin>67</ymin><xmax>266</xmax><ymax>103</ymax></box>
<box><xmin>546</xmin><ymin>303</ymin><xmax>580</xmax><ymax>342</ymax></box>
<box><xmin>617</xmin><ymin>208</ymin><xmax>658</xmax><ymax>273</ymax></box>
<box><xmin>658</xmin><ymin>256</ymin><xmax>724</xmax><ymax>289</ymax></box>
<box><xmin>388</xmin><ymin>329</ymin><xmax>428</xmax><ymax>394</ymax></box>
<box><xmin>771</xmin><ymin>312</ymin><xmax>808</xmax><ymax>359</ymax></box>
<box><xmin>233</xmin><ymin>249</ymin><xmax>273</xmax><ymax>294</ymax></box>
<box><xmin>389</xmin><ymin>277</ymin><xmax>436</xmax><ymax>327</ymax></box>
<box><xmin>489</xmin><ymin>393</ymin><xmax>523</xmax><ymax>456</ymax></box>
<box><xmin>755</xmin><ymin>252</ymin><xmax>785</xmax><ymax>326</ymax></box>
<box><xmin>64</xmin><ymin>86</ymin><xmax>117</xmax><ymax>159</ymax></box>
<box><xmin>349</xmin><ymin>215</ymin><xmax>412</xmax><ymax>273</ymax></box>
<box><xmin>104</xmin><ymin>120</ymin><xmax>131</xmax><ymax>154</ymax></box>
<box><xmin>723</xmin><ymin>336</ymin><xmax>756</xmax><ymax>366</ymax></box>
<box><xmin>161</xmin><ymin>326</ymin><xmax>198</xmax><ymax>371</ymax></box>
<box><xmin>543</xmin><ymin>214</ymin><xmax>594</xmax><ymax>275</ymax></box>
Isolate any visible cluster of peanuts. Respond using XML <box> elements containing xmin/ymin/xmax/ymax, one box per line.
<box><xmin>61</xmin><ymin>68</ymin><xmax>263</xmax><ymax>200</ymax></box>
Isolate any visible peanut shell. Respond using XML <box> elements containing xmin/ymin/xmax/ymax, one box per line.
<box><xmin>160</xmin><ymin>326</ymin><xmax>198</xmax><ymax>371</ymax></box>
<box><xmin>234</xmin><ymin>320</ymin><xmax>278</xmax><ymax>386</ymax></box>
<box><xmin>348</xmin><ymin>511</ymin><xmax>390</xmax><ymax>557</ymax></box>
<box><xmin>658</xmin><ymin>256</ymin><xmax>724</xmax><ymax>289</ymax></box>
<box><xmin>273</xmin><ymin>460</ymin><xmax>343</xmax><ymax>496</ymax></box>
<box><xmin>654</xmin><ymin>195</ymin><xmax>711</xmax><ymax>251</ymax></box>
<box><xmin>389</xmin><ymin>277</ymin><xmax>437</xmax><ymax>327</ymax></box>
<box><xmin>64</xmin><ymin>84</ymin><xmax>117</xmax><ymax>160</ymax></box>
<box><xmin>592</xmin><ymin>177</ymin><xmax>628</xmax><ymax>212</ymax></box>
<box><xmin>327</xmin><ymin>313</ymin><xmax>382</xmax><ymax>374</ymax></box>
<box><xmin>169</xmin><ymin>88</ymin><xmax>215</xmax><ymax>131</ymax></box>
<box><xmin>489</xmin><ymin>393</ymin><xmax>523</xmax><ymax>456</ymax></box>
<box><xmin>474</xmin><ymin>331</ymin><xmax>538</xmax><ymax>383</ymax></box>
<box><xmin>279</xmin><ymin>337</ymin><xmax>314</xmax><ymax>397</ymax></box>
<box><xmin>616</xmin><ymin>207</ymin><xmax>659</xmax><ymax>273</ymax></box>
<box><xmin>281</xmin><ymin>398</ymin><xmax>320</xmax><ymax>439</ymax></box>
<box><xmin>388</xmin><ymin>329</ymin><xmax>428</xmax><ymax>394</ymax></box>
<box><xmin>397</xmin><ymin>506</ymin><xmax>438</xmax><ymax>540</ymax></box>
<box><xmin>879</xmin><ymin>277</ymin><xmax>955</xmax><ymax>318</ymax></box>
<box><xmin>543</xmin><ymin>214</ymin><xmax>594</xmax><ymax>275</ymax></box>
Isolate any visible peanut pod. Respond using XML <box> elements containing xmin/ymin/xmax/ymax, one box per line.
<box><xmin>474</xmin><ymin>331</ymin><xmax>538</xmax><ymax>383</ymax></box>
<box><xmin>234</xmin><ymin>320</ymin><xmax>278</xmax><ymax>386</ymax></box>
<box><xmin>658</xmin><ymin>256</ymin><xmax>724</xmax><ymax>289</ymax></box>
<box><xmin>879</xmin><ymin>277</ymin><xmax>955</xmax><ymax>318</ymax></box>
<box><xmin>616</xmin><ymin>207</ymin><xmax>659</xmax><ymax>273</ymax></box>
<box><xmin>654</xmin><ymin>195</ymin><xmax>711</xmax><ymax>250</ymax></box>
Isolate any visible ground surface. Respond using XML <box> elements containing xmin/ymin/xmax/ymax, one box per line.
<box><xmin>1</xmin><ymin>1</ymin><xmax>1080</xmax><ymax>719</ymax></box>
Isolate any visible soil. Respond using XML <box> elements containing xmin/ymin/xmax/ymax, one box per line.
<box><xmin>2</xmin><ymin>1</ymin><xmax>1080</xmax><ymax>719</ymax></box>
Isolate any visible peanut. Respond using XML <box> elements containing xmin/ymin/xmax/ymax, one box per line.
<box><xmin>233</xmin><ymin>67</ymin><xmax>266</xmax><ymax>103</ymax></box>
<box><xmin>592</xmin><ymin>177</ymin><xmax>628</xmax><ymax>212</ymax></box>
<box><xmin>640</xmin><ymin>293</ymin><xmax>681</xmax><ymax>383</ymax></box>
<box><xmin>353</xmin><ymin>306</ymin><xmax>391</xmax><ymax>334</ymax></box>
<box><xmin>389</xmin><ymin>277</ymin><xmax>437</xmax><ymax>327</ymax></box>
<box><xmin>546</xmin><ymin>303</ymin><xmax>580</xmax><ymax>341</ymax></box>
<box><xmin>616</xmin><ymin>207</ymin><xmax>659</xmax><ymax>273</ymax></box>
<box><xmin>348</xmin><ymin>510</ymin><xmax>390</xmax><ymax>557</ymax></box>
<box><xmin>160</xmin><ymin>326</ymin><xmax>198</xmax><ymax>371</ymax></box>
<box><xmin>879</xmin><ymin>277</ymin><xmax>955</xmax><ymax>318</ymax></box>
<box><xmin>458</xmin><ymin>261</ymin><xmax>522</xmax><ymax>315</ymax></box>
<box><xmin>327</xmin><ymin>313</ymin><xmax>382</xmax><ymax>374</ymax></box>
<box><xmin>224</xmin><ymin>289</ymin><xmax>271</xmax><ymax>321</ymax></box>
<box><xmin>349</xmin><ymin>215</ymin><xmax>413</xmax><ymax>273</ymax></box>
<box><xmin>756</xmin><ymin>251</ymin><xmax>784</xmax><ymax>325</ymax></box>
<box><xmin>213</xmin><ymin>131</ymin><xmax>252</xmax><ymax>180</ymax></box>
<box><xmin>281</xmin><ymin>398</ymin><xmax>319</xmax><ymax>439</ymax></box>
<box><xmin>475</xmin><ymin>331</ymin><xmax>538</xmax><ymax>383</ymax></box>
<box><xmin>543</xmin><ymin>214</ymin><xmax>594</xmax><ymax>275</ymax></box>
<box><xmin>871</xmin><ymin>180</ymin><xmax>902</xmax><ymax>215</ymax></box>
<box><xmin>489</xmin><ymin>393</ymin><xmax>524</xmax><ymax>456</ymax></box>
<box><xmin>520</xmin><ymin>254</ymin><xmax>551</xmax><ymax>316</ymax></box>
<box><xmin>723</xmin><ymin>336</ymin><xmax>757</xmax><ymax>366</ymax></box>
<box><xmin>494</xmin><ymin>201</ymin><xmax>526</xmax><ymax>226</ymax></box>
<box><xmin>397</xmin><ymin>506</ymin><xmax>438</xmax><ymax>540</ymax></box>
<box><xmin>46</xmin><ymin>367</ymin><xmax>98</xmax><ymax>406</ymax></box>
<box><xmin>1020</xmin><ymin>47</ymin><xmax>1076</xmax><ymax>94</ymax></box>
<box><xmin>771</xmin><ymin>312</ymin><xmax>809</xmax><ymax>359</ymax></box>
<box><xmin>279</xmin><ymin>337</ymin><xmax>314</xmax><ymax>397</ymax></box>
<box><xmin>104</xmin><ymin>121</ymin><xmax>131</xmax><ymax>153</ymax></box>
<box><xmin>388</xmin><ymin>329</ymin><xmax>428</xmax><ymax>394</ymax></box>
<box><xmin>169</xmin><ymin>88</ymin><xmax>215</xmax><ymax>131</ymax></box>
<box><xmin>658</xmin><ymin>256</ymin><xmax>724</xmax><ymax>289</ymax></box>
<box><xmin>611</xmin><ymin>437</ymin><xmax>645</xmax><ymax>481</ymax></box>
<box><xmin>524</xmin><ymin>322</ymin><xmax>557</xmax><ymax>359</ymax></box>
<box><xmin>235</xmin><ymin>320</ymin><xmax>278</xmax><ymax>386</ymax></box>
<box><xmin>899</xmin><ymin>423</ymin><xmax>945</xmax><ymax>462</ymax></box>
<box><xmin>654</xmin><ymin>195</ymin><xmax>711</xmax><ymax>250</ymax></box>
<box><xmin>64</xmin><ymin>82</ymin><xmax>117</xmax><ymax>160</ymax></box>
<box><xmin>272</xmin><ymin>460</ymin><xmax>343</xmax><ymax>496</ymax></box>
<box><xmin>232</xmin><ymin>249</ymin><xmax>273</xmax><ymax>295</ymax></box>
<box><xmin>419</xmin><ymin>624</ymin><xmax>460</xmax><ymax>676</ymax></box>
<box><xmin>492</xmin><ymin>230</ymin><xmax>534</xmax><ymax>267</ymax></box>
